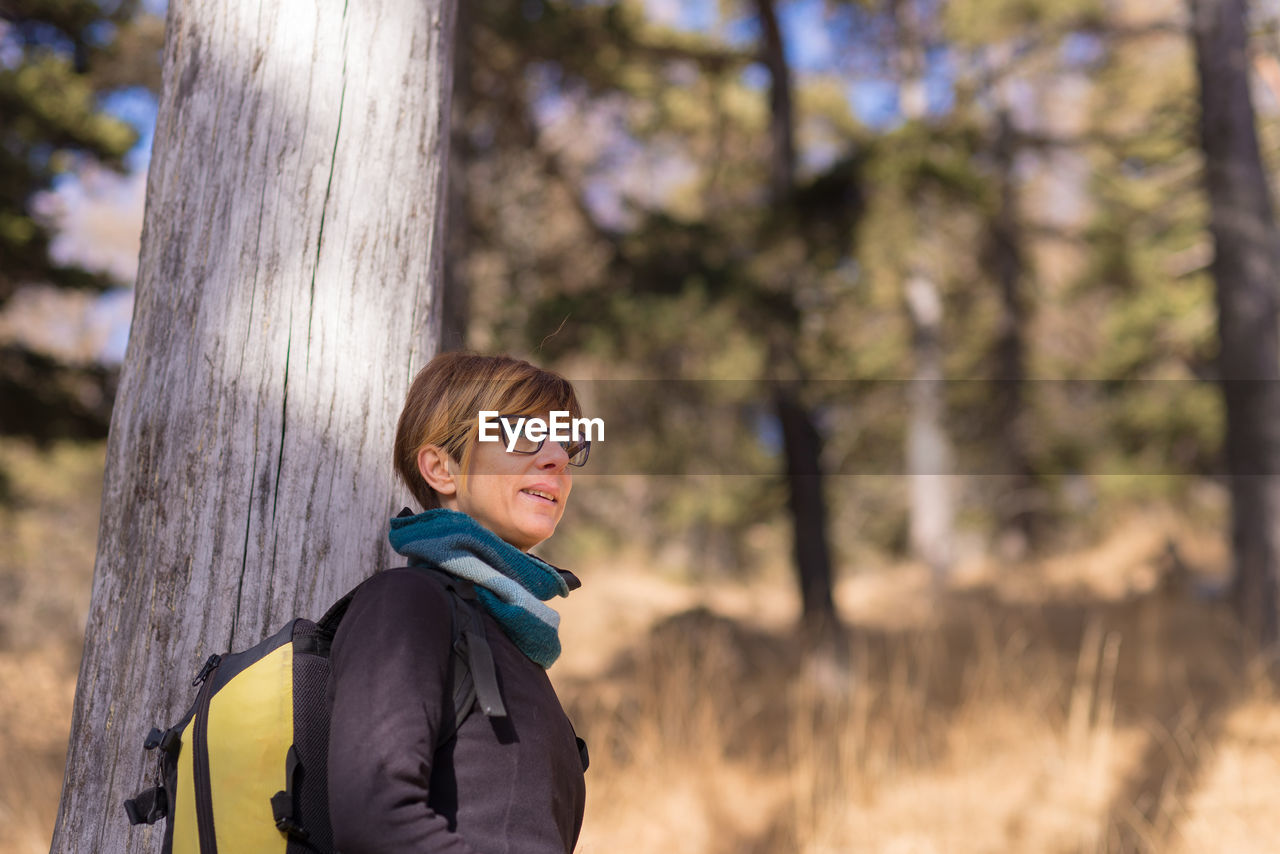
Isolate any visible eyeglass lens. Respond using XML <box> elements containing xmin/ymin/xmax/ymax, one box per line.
<box><xmin>499</xmin><ymin>419</ymin><xmax>590</xmax><ymax>466</ymax></box>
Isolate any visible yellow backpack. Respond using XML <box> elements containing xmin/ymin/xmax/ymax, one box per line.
<box><xmin>124</xmin><ymin>568</ymin><xmax>506</xmax><ymax>854</ymax></box>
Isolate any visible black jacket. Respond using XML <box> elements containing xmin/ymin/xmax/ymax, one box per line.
<box><xmin>326</xmin><ymin>567</ymin><xmax>586</xmax><ymax>853</ymax></box>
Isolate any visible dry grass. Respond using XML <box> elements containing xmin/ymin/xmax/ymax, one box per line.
<box><xmin>556</xmin><ymin>513</ymin><xmax>1277</xmax><ymax>854</ymax></box>
<box><xmin>3</xmin><ymin>440</ymin><xmax>1279</xmax><ymax>853</ymax></box>
<box><xmin>0</xmin><ymin>440</ymin><xmax>103</xmax><ymax>854</ymax></box>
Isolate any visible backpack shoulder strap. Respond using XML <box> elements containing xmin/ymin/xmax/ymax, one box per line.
<box><xmin>309</xmin><ymin>573</ymin><xmax>384</xmax><ymax>657</ymax></box>
<box><xmin>319</xmin><ymin>565</ymin><xmax>509</xmax><ymax>742</ymax></box>
<box><xmin>444</xmin><ymin>577</ymin><xmax>508</xmax><ymax>720</ymax></box>
<box><xmin>316</xmin><ymin>577</ymin><xmax>373</xmax><ymax>635</ymax></box>
<box><xmin>407</xmin><ymin>567</ymin><xmax>509</xmax><ymax>744</ymax></box>
<box><xmin>436</xmin><ymin>586</ymin><xmax>474</xmax><ymax>746</ymax></box>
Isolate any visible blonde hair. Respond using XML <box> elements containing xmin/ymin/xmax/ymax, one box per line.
<box><xmin>393</xmin><ymin>351</ymin><xmax>583</xmax><ymax>509</ymax></box>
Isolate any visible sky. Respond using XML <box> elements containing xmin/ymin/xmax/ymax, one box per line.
<box><xmin>33</xmin><ymin>88</ymin><xmax>154</xmax><ymax>364</ymax></box>
<box><xmin>644</xmin><ymin>0</ymin><xmax>955</xmax><ymax>127</ymax></box>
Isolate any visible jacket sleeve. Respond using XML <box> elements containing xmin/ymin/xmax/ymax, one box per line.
<box><xmin>326</xmin><ymin>570</ymin><xmax>484</xmax><ymax>854</ymax></box>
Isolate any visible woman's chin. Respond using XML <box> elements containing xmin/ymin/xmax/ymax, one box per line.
<box><xmin>510</xmin><ymin>518</ymin><xmax>559</xmax><ymax>551</ymax></box>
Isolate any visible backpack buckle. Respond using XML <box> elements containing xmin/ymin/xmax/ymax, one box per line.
<box><xmin>271</xmin><ymin>790</ymin><xmax>309</xmax><ymax>839</ymax></box>
<box><xmin>124</xmin><ymin>786</ymin><xmax>168</xmax><ymax>825</ymax></box>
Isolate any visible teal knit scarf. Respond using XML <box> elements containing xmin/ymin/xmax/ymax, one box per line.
<box><xmin>388</xmin><ymin>508</ymin><xmax>571</xmax><ymax>668</ymax></box>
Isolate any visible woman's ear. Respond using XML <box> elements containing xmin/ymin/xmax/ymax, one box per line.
<box><xmin>417</xmin><ymin>445</ymin><xmax>459</xmax><ymax>498</ymax></box>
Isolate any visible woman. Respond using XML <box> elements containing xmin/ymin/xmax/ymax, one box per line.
<box><xmin>326</xmin><ymin>352</ymin><xmax>590</xmax><ymax>853</ymax></box>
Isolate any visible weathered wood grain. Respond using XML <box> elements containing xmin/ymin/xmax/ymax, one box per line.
<box><xmin>50</xmin><ymin>1</ymin><xmax>457</xmax><ymax>849</ymax></box>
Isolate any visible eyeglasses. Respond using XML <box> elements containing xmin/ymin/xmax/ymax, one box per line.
<box><xmin>498</xmin><ymin>416</ymin><xmax>591</xmax><ymax>467</ymax></box>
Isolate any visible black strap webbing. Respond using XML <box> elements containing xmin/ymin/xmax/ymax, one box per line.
<box><xmin>444</xmin><ymin>576</ymin><xmax>507</xmax><ymax>720</ymax></box>
<box><xmin>440</xmin><ymin>589</ymin><xmax>474</xmax><ymax>746</ymax></box>
<box><xmin>462</xmin><ymin>626</ymin><xmax>507</xmax><ymax>718</ymax></box>
<box><xmin>124</xmin><ymin>786</ymin><xmax>167</xmax><ymax>825</ymax></box>
<box><xmin>270</xmin><ymin>745</ymin><xmax>309</xmax><ymax>840</ymax></box>
<box><xmin>316</xmin><ymin>588</ymin><xmax>359</xmax><ymax>634</ymax></box>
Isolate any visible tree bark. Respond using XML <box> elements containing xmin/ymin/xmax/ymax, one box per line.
<box><xmin>50</xmin><ymin>1</ymin><xmax>456</xmax><ymax>850</ymax></box>
<box><xmin>905</xmin><ymin>274</ymin><xmax>955</xmax><ymax>579</ymax></box>
<box><xmin>776</xmin><ymin>387</ymin><xmax>839</xmax><ymax>635</ymax></box>
<box><xmin>753</xmin><ymin>0</ymin><xmax>795</xmax><ymax>198</ymax></box>
<box><xmin>1191</xmin><ymin>0</ymin><xmax>1280</xmax><ymax>645</ymax></box>
<box><xmin>755</xmin><ymin>0</ymin><xmax>840</xmax><ymax>636</ymax></box>
<box><xmin>989</xmin><ymin>107</ymin><xmax>1037</xmax><ymax>557</ymax></box>
<box><xmin>894</xmin><ymin>0</ymin><xmax>955</xmax><ymax>580</ymax></box>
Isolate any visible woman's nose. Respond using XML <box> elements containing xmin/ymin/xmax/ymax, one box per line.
<box><xmin>538</xmin><ymin>441</ymin><xmax>570</xmax><ymax>470</ymax></box>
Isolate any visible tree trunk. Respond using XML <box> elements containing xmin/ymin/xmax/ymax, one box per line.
<box><xmin>50</xmin><ymin>1</ymin><xmax>456</xmax><ymax>850</ymax></box>
<box><xmin>990</xmin><ymin>107</ymin><xmax>1037</xmax><ymax>557</ymax></box>
<box><xmin>894</xmin><ymin>0</ymin><xmax>955</xmax><ymax>580</ymax></box>
<box><xmin>775</xmin><ymin>387</ymin><xmax>839</xmax><ymax>636</ymax></box>
<box><xmin>753</xmin><ymin>0</ymin><xmax>795</xmax><ymax>199</ymax></box>
<box><xmin>1191</xmin><ymin>0</ymin><xmax>1280</xmax><ymax>645</ymax></box>
<box><xmin>755</xmin><ymin>0</ymin><xmax>840</xmax><ymax>636</ymax></box>
<box><xmin>905</xmin><ymin>274</ymin><xmax>955</xmax><ymax>579</ymax></box>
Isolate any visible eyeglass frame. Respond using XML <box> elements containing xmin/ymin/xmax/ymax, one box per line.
<box><xmin>494</xmin><ymin>414</ymin><xmax>591</xmax><ymax>467</ymax></box>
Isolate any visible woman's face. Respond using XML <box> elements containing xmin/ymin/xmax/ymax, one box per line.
<box><xmin>424</xmin><ymin>415</ymin><xmax>573</xmax><ymax>551</ymax></box>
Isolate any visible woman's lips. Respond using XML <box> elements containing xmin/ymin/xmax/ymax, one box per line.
<box><xmin>520</xmin><ymin>488</ymin><xmax>557</xmax><ymax>504</ymax></box>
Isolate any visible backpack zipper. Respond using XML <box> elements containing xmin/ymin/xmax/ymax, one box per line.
<box><xmin>191</xmin><ymin>654</ymin><xmax>221</xmax><ymax>853</ymax></box>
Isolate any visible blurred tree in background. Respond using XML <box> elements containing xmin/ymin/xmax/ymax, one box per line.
<box><xmin>1191</xmin><ymin>0</ymin><xmax>1280</xmax><ymax>645</ymax></box>
<box><xmin>439</xmin><ymin>0</ymin><xmax>1280</xmax><ymax>639</ymax></box>
<box><xmin>0</xmin><ymin>0</ymin><xmax>160</xmax><ymax>442</ymax></box>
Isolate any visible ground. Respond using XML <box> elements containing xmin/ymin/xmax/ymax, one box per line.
<box><xmin>2</xmin><ymin>439</ymin><xmax>1278</xmax><ymax>853</ymax></box>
